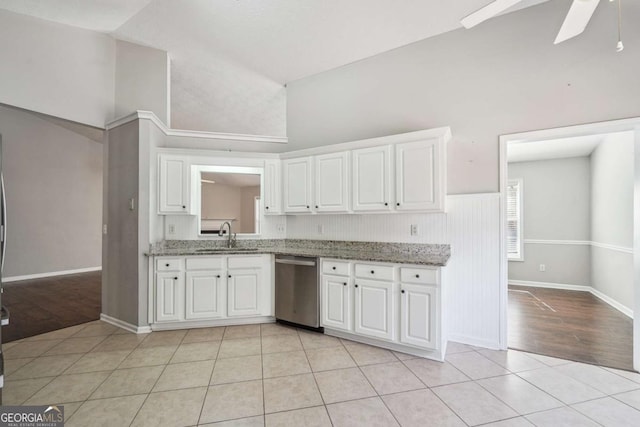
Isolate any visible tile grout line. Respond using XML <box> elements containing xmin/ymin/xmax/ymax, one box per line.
<box><xmin>196</xmin><ymin>325</ymin><xmax>226</xmax><ymax>426</ymax></box>
<box><xmin>396</xmin><ymin>357</ymin><xmax>470</xmax><ymax>426</ymax></box>
<box><xmin>19</xmin><ymin>329</ymin><xmax>121</xmax><ymax>411</ymax></box>
<box><xmin>126</xmin><ymin>329</ymin><xmax>189</xmax><ymax>427</ymax></box>
<box><xmin>298</xmin><ymin>329</ymin><xmax>335</xmax><ymax>427</ymax></box>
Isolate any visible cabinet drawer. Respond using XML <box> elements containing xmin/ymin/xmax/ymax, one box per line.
<box><xmin>354</xmin><ymin>263</ymin><xmax>394</xmax><ymax>281</ymax></box>
<box><xmin>156</xmin><ymin>258</ymin><xmax>182</xmax><ymax>271</ymax></box>
<box><xmin>400</xmin><ymin>267</ymin><xmax>438</xmax><ymax>285</ymax></box>
<box><xmin>322</xmin><ymin>260</ymin><xmax>350</xmax><ymax>276</ymax></box>
<box><xmin>186</xmin><ymin>257</ymin><xmax>224</xmax><ymax>271</ymax></box>
<box><xmin>228</xmin><ymin>255</ymin><xmax>264</xmax><ymax>269</ymax></box>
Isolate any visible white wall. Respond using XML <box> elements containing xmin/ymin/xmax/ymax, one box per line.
<box><xmin>102</xmin><ymin>120</ymin><xmax>140</xmax><ymax>326</ymax></box>
<box><xmin>0</xmin><ymin>9</ymin><xmax>115</xmax><ymax>128</ymax></box>
<box><xmin>115</xmin><ymin>40</ymin><xmax>170</xmax><ymax>126</ymax></box>
<box><xmin>0</xmin><ymin>105</ymin><xmax>103</xmax><ymax>279</ymax></box>
<box><xmin>590</xmin><ymin>132</ymin><xmax>634</xmax><ymax>310</ymax></box>
<box><xmin>286</xmin><ymin>0</ymin><xmax>640</xmax><ymax>194</ymax></box>
<box><xmin>508</xmin><ymin>157</ymin><xmax>591</xmax><ymax>286</ymax></box>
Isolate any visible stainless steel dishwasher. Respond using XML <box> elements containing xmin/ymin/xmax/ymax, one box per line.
<box><xmin>275</xmin><ymin>255</ymin><xmax>321</xmax><ymax>330</ymax></box>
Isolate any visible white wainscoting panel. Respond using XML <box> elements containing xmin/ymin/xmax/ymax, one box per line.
<box><xmin>446</xmin><ymin>193</ymin><xmax>501</xmax><ymax>349</ymax></box>
<box><xmin>286</xmin><ymin>212</ymin><xmax>447</xmax><ymax>243</ymax></box>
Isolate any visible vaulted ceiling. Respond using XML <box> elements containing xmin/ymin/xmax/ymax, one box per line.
<box><xmin>0</xmin><ymin>0</ymin><xmax>551</xmax><ymax>134</ymax></box>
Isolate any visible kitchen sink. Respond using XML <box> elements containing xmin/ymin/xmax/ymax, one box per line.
<box><xmin>195</xmin><ymin>248</ymin><xmax>259</xmax><ymax>252</ymax></box>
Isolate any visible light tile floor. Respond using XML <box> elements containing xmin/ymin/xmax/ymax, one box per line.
<box><xmin>4</xmin><ymin>320</ymin><xmax>640</xmax><ymax>426</ymax></box>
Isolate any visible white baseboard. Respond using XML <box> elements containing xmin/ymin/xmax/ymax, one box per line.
<box><xmin>447</xmin><ymin>334</ymin><xmax>502</xmax><ymax>350</ymax></box>
<box><xmin>100</xmin><ymin>313</ymin><xmax>152</xmax><ymax>334</ymax></box>
<box><xmin>3</xmin><ymin>267</ymin><xmax>102</xmax><ymax>283</ymax></box>
<box><xmin>509</xmin><ymin>280</ymin><xmax>633</xmax><ymax>319</ymax></box>
<box><xmin>151</xmin><ymin>316</ymin><xmax>275</xmax><ymax>331</ymax></box>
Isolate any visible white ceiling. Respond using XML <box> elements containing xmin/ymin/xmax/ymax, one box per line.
<box><xmin>0</xmin><ymin>0</ymin><xmax>153</xmax><ymax>32</ymax></box>
<box><xmin>0</xmin><ymin>0</ymin><xmax>549</xmax><ymax>84</ymax></box>
<box><xmin>508</xmin><ymin>134</ymin><xmax>607</xmax><ymax>163</ymax></box>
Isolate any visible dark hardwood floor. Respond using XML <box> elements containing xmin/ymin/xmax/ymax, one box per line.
<box><xmin>509</xmin><ymin>285</ymin><xmax>633</xmax><ymax>371</ymax></box>
<box><xmin>2</xmin><ymin>271</ymin><xmax>101</xmax><ymax>342</ymax></box>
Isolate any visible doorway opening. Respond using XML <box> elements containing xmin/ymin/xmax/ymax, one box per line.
<box><xmin>499</xmin><ymin>118</ymin><xmax>640</xmax><ymax>372</ymax></box>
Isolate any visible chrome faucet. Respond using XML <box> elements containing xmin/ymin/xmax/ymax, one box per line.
<box><xmin>219</xmin><ymin>221</ymin><xmax>236</xmax><ymax>248</ymax></box>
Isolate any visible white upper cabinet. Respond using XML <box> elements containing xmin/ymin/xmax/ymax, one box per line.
<box><xmin>264</xmin><ymin>159</ymin><xmax>282</xmax><ymax>214</ymax></box>
<box><xmin>395</xmin><ymin>139</ymin><xmax>444</xmax><ymax>211</ymax></box>
<box><xmin>352</xmin><ymin>145</ymin><xmax>393</xmax><ymax>212</ymax></box>
<box><xmin>158</xmin><ymin>154</ymin><xmax>190</xmax><ymax>214</ymax></box>
<box><xmin>315</xmin><ymin>152</ymin><xmax>349</xmax><ymax>212</ymax></box>
<box><xmin>283</xmin><ymin>157</ymin><xmax>313</xmax><ymax>213</ymax></box>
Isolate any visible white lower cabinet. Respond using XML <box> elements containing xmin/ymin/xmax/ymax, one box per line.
<box><xmin>227</xmin><ymin>269</ymin><xmax>261</xmax><ymax>317</ymax></box>
<box><xmin>156</xmin><ymin>272</ymin><xmax>184</xmax><ymax>322</ymax></box>
<box><xmin>354</xmin><ymin>279</ymin><xmax>395</xmax><ymax>340</ymax></box>
<box><xmin>400</xmin><ymin>283</ymin><xmax>437</xmax><ymax>349</ymax></box>
<box><xmin>321</xmin><ymin>259</ymin><xmax>443</xmax><ymax>359</ymax></box>
<box><xmin>185</xmin><ymin>271</ymin><xmax>224</xmax><ymax>319</ymax></box>
<box><xmin>154</xmin><ymin>255</ymin><xmax>271</xmax><ymax>324</ymax></box>
<box><xmin>321</xmin><ymin>275</ymin><xmax>351</xmax><ymax>331</ymax></box>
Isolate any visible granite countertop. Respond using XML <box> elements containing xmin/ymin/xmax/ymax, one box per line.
<box><xmin>147</xmin><ymin>239</ymin><xmax>451</xmax><ymax>266</ymax></box>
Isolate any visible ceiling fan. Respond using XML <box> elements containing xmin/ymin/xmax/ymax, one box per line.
<box><xmin>461</xmin><ymin>0</ymin><xmax>624</xmax><ymax>51</ymax></box>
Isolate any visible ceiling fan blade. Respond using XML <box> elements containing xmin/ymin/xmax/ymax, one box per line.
<box><xmin>554</xmin><ymin>0</ymin><xmax>600</xmax><ymax>44</ymax></box>
<box><xmin>461</xmin><ymin>0</ymin><xmax>524</xmax><ymax>29</ymax></box>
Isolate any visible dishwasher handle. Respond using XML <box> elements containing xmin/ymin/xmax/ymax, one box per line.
<box><xmin>275</xmin><ymin>258</ymin><xmax>317</xmax><ymax>267</ymax></box>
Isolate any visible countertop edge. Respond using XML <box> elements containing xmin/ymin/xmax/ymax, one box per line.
<box><xmin>145</xmin><ymin>248</ymin><xmax>450</xmax><ymax>267</ymax></box>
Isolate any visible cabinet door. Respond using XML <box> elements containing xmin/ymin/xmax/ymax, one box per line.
<box><xmin>185</xmin><ymin>271</ymin><xmax>225</xmax><ymax>319</ymax></box>
<box><xmin>395</xmin><ymin>139</ymin><xmax>442</xmax><ymax>211</ymax></box>
<box><xmin>158</xmin><ymin>154</ymin><xmax>190</xmax><ymax>214</ymax></box>
<box><xmin>321</xmin><ymin>275</ymin><xmax>351</xmax><ymax>331</ymax></box>
<box><xmin>227</xmin><ymin>268</ymin><xmax>261</xmax><ymax>317</ymax></box>
<box><xmin>400</xmin><ymin>284</ymin><xmax>438</xmax><ymax>349</ymax></box>
<box><xmin>352</xmin><ymin>146</ymin><xmax>392</xmax><ymax>211</ymax></box>
<box><xmin>283</xmin><ymin>157</ymin><xmax>313</xmax><ymax>213</ymax></box>
<box><xmin>156</xmin><ymin>272</ymin><xmax>184</xmax><ymax>322</ymax></box>
<box><xmin>315</xmin><ymin>152</ymin><xmax>349</xmax><ymax>212</ymax></box>
<box><xmin>354</xmin><ymin>279</ymin><xmax>395</xmax><ymax>340</ymax></box>
<box><xmin>264</xmin><ymin>159</ymin><xmax>282</xmax><ymax>214</ymax></box>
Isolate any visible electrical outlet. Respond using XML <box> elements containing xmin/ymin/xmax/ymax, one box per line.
<box><xmin>539</xmin><ymin>264</ymin><xmax>546</xmax><ymax>272</ymax></box>
<box><xmin>102</xmin><ymin>224</ymin><xmax>108</xmax><ymax>235</ymax></box>
<box><xmin>276</xmin><ymin>224</ymin><xmax>285</xmax><ymax>233</ymax></box>
<box><xmin>318</xmin><ymin>224</ymin><xmax>324</xmax><ymax>235</ymax></box>
<box><xmin>168</xmin><ymin>224</ymin><xmax>176</xmax><ymax>235</ymax></box>
<box><xmin>410</xmin><ymin>224</ymin><xmax>419</xmax><ymax>236</ymax></box>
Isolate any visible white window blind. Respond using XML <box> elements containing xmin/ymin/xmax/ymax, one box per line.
<box><xmin>507</xmin><ymin>179</ymin><xmax>523</xmax><ymax>260</ymax></box>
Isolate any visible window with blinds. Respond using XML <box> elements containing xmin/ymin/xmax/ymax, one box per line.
<box><xmin>507</xmin><ymin>179</ymin><xmax>523</xmax><ymax>261</ymax></box>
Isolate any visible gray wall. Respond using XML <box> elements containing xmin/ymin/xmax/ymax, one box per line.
<box><xmin>590</xmin><ymin>132</ymin><xmax>634</xmax><ymax>309</ymax></box>
<box><xmin>115</xmin><ymin>40</ymin><xmax>170</xmax><ymax>125</ymax></box>
<box><xmin>0</xmin><ymin>105</ymin><xmax>102</xmax><ymax>278</ymax></box>
<box><xmin>102</xmin><ymin>120</ymin><xmax>140</xmax><ymax>325</ymax></box>
<box><xmin>508</xmin><ymin>157</ymin><xmax>591</xmax><ymax>286</ymax></box>
<box><xmin>286</xmin><ymin>0</ymin><xmax>640</xmax><ymax>194</ymax></box>
<box><xmin>0</xmin><ymin>9</ymin><xmax>115</xmax><ymax>128</ymax></box>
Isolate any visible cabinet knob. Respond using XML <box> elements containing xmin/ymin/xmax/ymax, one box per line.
<box><xmin>216</xmin><ymin>275</ymin><xmax>221</xmax><ymax>278</ymax></box>
<box><xmin>307</xmin><ymin>205</ymin><xmax>310</xmax><ymax>209</ymax></box>
<box><xmin>332</xmin><ymin>266</ymin><xmax>336</xmax><ymax>270</ymax></box>
<box><xmin>228</xmin><ymin>275</ymin><xmax>232</xmax><ymax>278</ymax></box>
<box><xmin>355</xmin><ymin>284</ymin><xmax>359</xmax><ymax>288</ymax></box>
<box><xmin>182</xmin><ymin>205</ymin><xmax>186</xmax><ymax>209</ymax></box>
<box><xmin>401</xmin><ymin>289</ymin><xmax>405</xmax><ymax>294</ymax></box>
<box><xmin>266</xmin><ymin>206</ymin><xmax>269</xmax><ymax>210</ymax></box>
<box><xmin>343</xmin><ymin>282</ymin><xmax>347</xmax><ymax>286</ymax></box>
<box><xmin>396</xmin><ymin>203</ymin><xmax>400</xmax><ymax>206</ymax></box>
<box><xmin>370</xmin><ymin>270</ymin><xmax>375</xmax><ymax>274</ymax></box>
<box><xmin>165</xmin><ymin>263</ymin><xmax>170</xmax><ymax>267</ymax></box>
<box><xmin>416</xmin><ymin>274</ymin><xmax>420</xmax><ymax>278</ymax></box>
<box><xmin>384</xmin><ymin>202</ymin><xmax>388</xmax><ymax>206</ymax></box>
<box><xmin>174</xmin><ymin>277</ymin><xmax>178</xmax><ymax>280</ymax></box>
<box><xmin>315</xmin><ymin>205</ymin><xmax>319</xmax><ymax>209</ymax></box>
